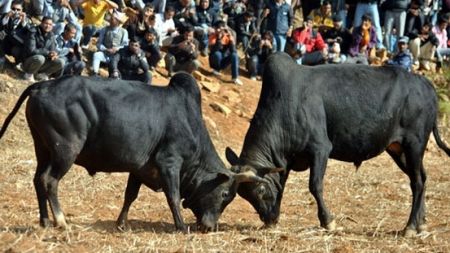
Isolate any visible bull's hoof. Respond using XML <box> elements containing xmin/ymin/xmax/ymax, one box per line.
<box><xmin>54</xmin><ymin>222</ymin><xmax>68</xmax><ymax>230</ymax></box>
<box><xmin>40</xmin><ymin>218</ymin><xmax>51</xmax><ymax>228</ymax></box>
<box><xmin>418</xmin><ymin>224</ymin><xmax>428</xmax><ymax>233</ymax></box>
<box><xmin>403</xmin><ymin>228</ymin><xmax>417</xmax><ymax>238</ymax></box>
<box><xmin>325</xmin><ymin>219</ymin><xmax>336</xmax><ymax>231</ymax></box>
<box><xmin>116</xmin><ymin>220</ymin><xmax>128</xmax><ymax>232</ymax></box>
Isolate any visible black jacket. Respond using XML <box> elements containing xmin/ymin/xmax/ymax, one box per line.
<box><xmin>24</xmin><ymin>26</ymin><xmax>57</xmax><ymax>58</ymax></box>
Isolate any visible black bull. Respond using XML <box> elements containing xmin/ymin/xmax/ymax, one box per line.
<box><xmin>227</xmin><ymin>53</ymin><xmax>450</xmax><ymax>237</ymax></box>
<box><xmin>0</xmin><ymin>73</ymin><xmax>265</xmax><ymax>232</ymax></box>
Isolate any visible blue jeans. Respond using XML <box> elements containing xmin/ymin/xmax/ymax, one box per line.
<box><xmin>209</xmin><ymin>50</ymin><xmax>239</xmax><ymax>79</ymax></box>
<box><xmin>274</xmin><ymin>34</ymin><xmax>287</xmax><ymax>52</ymax></box>
<box><xmin>353</xmin><ymin>3</ymin><xmax>384</xmax><ymax>49</ymax></box>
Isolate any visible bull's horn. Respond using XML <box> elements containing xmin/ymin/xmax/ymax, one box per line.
<box><xmin>235</xmin><ymin>170</ymin><xmax>267</xmax><ymax>184</ymax></box>
<box><xmin>258</xmin><ymin>167</ymin><xmax>285</xmax><ymax>175</ymax></box>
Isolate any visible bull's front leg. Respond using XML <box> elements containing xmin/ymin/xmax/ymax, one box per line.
<box><xmin>117</xmin><ymin>174</ymin><xmax>142</xmax><ymax>230</ymax></box>
<box><xmin>309</xmin><ymin>145</ymin><xmax>335</xmax><ymax>231</ymax></box>
<box><xmin>157</xmin><ymin>156</ymin><xmax>186</xmax><ymax>232</ymax></box>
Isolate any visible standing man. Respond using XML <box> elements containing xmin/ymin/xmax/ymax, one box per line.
<box><xmin>263</xmin><ymin>0</ymin><xmax>293</xmax><ymax>52</ymax></box>
<box><xmin>56</xmin><ymin>23</ymin><xmax>86</xmax><ymax>75</ymax></box>
<box><xmin>22</xmin><ymin>16</ymin><xmax>65</xmax><ymax>81</ymax></box>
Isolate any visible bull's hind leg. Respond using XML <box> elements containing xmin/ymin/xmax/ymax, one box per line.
<box><xmin>29</xmin><ymin>126</ymin><xmax>54</xmax><ymax>227</ymax></box>
<box><xmin>33</xmin><ymin>145</ymin><xmax>52</xmax><ymax>227</ymax></box>
<box><xmin>45</xmin><ymin>147</ymin><xmax>77</xmax><ymax>229</ymax></box>
<box><xmin>117</xmin><ymin>174</ymin><xmax>142</xmax><ymax>230</ymax></box>
<box><xmin>387</xmin><ymin>144</ymin><xmax>427</xmax><ymax>237</ymax></box>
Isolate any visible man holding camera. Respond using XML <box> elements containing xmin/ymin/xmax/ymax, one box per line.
<box><xmin>0</xmin><ymin>0</ymin><xmax>32</xmax><ymax>71</ymax></box>
<box><xmin>164</xmin><ymin>24</ymin><xmax>200</xmax><ymax>77</ymax></box>
<box><xmin>208</xmin><ymin>20</ymin><xmax>243</xmax><ymax>85</ymax></box>
<box><xmin>323</xmin><ymin>15</ymin><xmax>352</xmax><ymax>63</ymax></box>
<box><xmin>290</xmin><ymin>16</ymin><xmax>328</xmax><ymax>65</ymax></box>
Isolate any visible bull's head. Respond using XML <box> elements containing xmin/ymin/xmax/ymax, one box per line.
<box><xmin>182</xmin><ymin>167</ymin><xmax>268</xmax><ymax>232</ymax></box>
<box><xmin>225</xmin><ymin>147</ymin><xmax>286</xmax><ymax>226</ymax></box>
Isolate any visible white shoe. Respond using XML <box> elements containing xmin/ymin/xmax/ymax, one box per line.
<box><xmin>250</xmin><ymin>76</ymin><xmax>257</xmax><ymax>81</ymax></box>
<box><xmin>233</xmin><ymin>78</ymin><xmax>243</xmax><ymax>86</ymax></box>
<box><xmin>35</xmin><ymin>73</ymin><xmax>49</xmax><ymax>81</ymax></box>
<box><xmin>23</xmin><ymin>73</ymin><xmax>35</xmax><ymax>82</ymax></box>
<box><xmin>211</xmin><ymin>70</ymin><xmax>221</xmax><ymax>76</ymax></box>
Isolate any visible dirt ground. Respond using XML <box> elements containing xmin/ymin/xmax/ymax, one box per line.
<box><xmin>0</xmin><ymin>61</ymin><xmax>450</xmax><ymax>252</ymax></box>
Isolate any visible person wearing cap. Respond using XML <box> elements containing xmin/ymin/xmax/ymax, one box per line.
<box><xmin>385</xmin><ymin>36</ymin><xmax>412</xmax><ymax>72</ymax></box>
<box><xmin>323</xmin><ymin>14</ymin><xmax>352</xmax><ymax>63</ymax></box>
<box><xmin>92</xmin><ymin>10</ymin><xmax>129</xmax><ymax>77</ymax></box>
<box><xmin>347</xmin><ymin>14</ymin><xmax>377</xmax><ymax>65</ymax></box>
<box><xmin>75</xmin><ymin>0</ymin><xmax>119</xmax><ymax>48</ymax></box>
<box><xmin>141</xmin><ymin>27</ymin><xmax>162</xmax><ymax>70</ymax></box>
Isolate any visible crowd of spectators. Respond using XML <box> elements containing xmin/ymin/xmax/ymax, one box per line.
<box><xmin>1</xmin><ymin>0</ymin><xmax>450</xmax><ymax>84</ymax></box>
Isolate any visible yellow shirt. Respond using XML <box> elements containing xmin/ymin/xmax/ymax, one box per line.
<box><xmin>81</xmin><ymin>0</ymin><xmax>110</xmax><ymax>27</ymax></box>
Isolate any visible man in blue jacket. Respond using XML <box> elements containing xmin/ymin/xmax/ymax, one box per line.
<box><xmin>263</xmin><ymin>0</ymin><xmax>293</xmax><ymax>52</ymax></box>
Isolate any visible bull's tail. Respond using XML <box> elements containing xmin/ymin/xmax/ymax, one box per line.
<box><xmin>0</xmin><ymin>83</ymin><xmax>39</xmax><ymax>139</ymax></box>
<box><xmin>432</xmin><ymin>122</ymin><xmax>450</xmax><ymax>156</ymax></box>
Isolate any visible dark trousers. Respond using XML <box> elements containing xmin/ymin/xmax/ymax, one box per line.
<box><xmin>209</xmin><ymin>50</ymin><xmax>240</xmax><ymax>79</ymax></box>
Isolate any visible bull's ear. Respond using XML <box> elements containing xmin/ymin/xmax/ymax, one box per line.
<box><xmin>235</xmin><ymin>170</ymin><xmax>268</xmax><ymax>184</ymax></box>
<box><xmin>225</xmin><ymin>147</ymin><xmax>239</xmax><ymax>165</ymax></box>
<box><xmin>258</xmin><ymin>167</ymin><xmax>285</xmax><ymax>176</ymax></box>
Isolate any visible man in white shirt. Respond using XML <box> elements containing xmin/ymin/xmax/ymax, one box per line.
<box><xmin>154</xmin><ymin>5</ymin><xmax>178</xmax><ymax>46</ymax></box>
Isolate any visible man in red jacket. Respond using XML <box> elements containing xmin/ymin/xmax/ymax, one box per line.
<box><xmin>290</xmin><ymin>16</ymin><xmax>328</xmax><ymax>65</ymax></box>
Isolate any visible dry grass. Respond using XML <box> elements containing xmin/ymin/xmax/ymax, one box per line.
<box><xmin>1</xmin><ymin>73</ymin><xmax>450</xmax><ymax>252</ymax></box>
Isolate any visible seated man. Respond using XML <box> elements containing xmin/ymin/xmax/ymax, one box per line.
<box><xmin>409</xmin><ymin>21</ymin><xmax>439</xmax><ymax>71</ymax></box>
<box><xmin>235</xmin><ymin>11</ymin><xmax>257</xmax><ymax>50</ymax></box>
<box><xmin>0</xmin><ymin>0</ymin><xmax>32</xmax><ymax>70</ymax></box>
<box><xmin>56</xmin><ymin>23</ymin><xmax>85</xmax><ymax>76</ymax></box>
<box><xmin>141</xmin><ymin>27</ymin><xmax>161</xmax><ymax>70</ymax></box>
<box><xmin>117</xmin><ymin>38</ymin><xmax>151</xmax><ymax>83</ymax></box>
<box><xmin>310</xmin><ymin>0</ymin><xmax>333</xmax><ymax>34</ymax></box>
<box><xmin>208</xmin><ymin>20</ymin><xmax>243</xmax><ymax>85</ymax></box>
<box><xmin>346</xmin><ymin>14</ymin><xmax>377</xmax><ymax>65</ymax></box>
<box><xmin>22</xmin><ymin>16</ymin><xmax>65</xmax><ymax>81</ymax></box>
<box><xmin>164</xmin><ymin>24</ymin><xmax>200</xmax><ymax>76</ymax></box>
<box><xmin>290</xmin><ymin>16</ymin><xmax>328</xmax><ymax>65</ymax></box>
<box><xmin>385</xmin><ymin>36</ymin><xmax>412</xmax><ymax>72</ymax></box>
<box><xmin>92</xmin><ymin>11</ymin><xmax>129</xmax><ymax>77</ymax></box>
<box><xmin>323</xmin><ymin>15</ymin><xmax>352</xmax><ymax>63</ymax></box>
<box><xmin>246</xmin><ymin>30</ymin><xmax>276</xmax><ymax>80</ymax></box>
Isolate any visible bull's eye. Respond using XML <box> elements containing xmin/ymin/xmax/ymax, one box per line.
<box><xmin>257</xmin><ymin>185</ymin><xmax>266</xmax><ymax>195</ymax></box>
<box><xmin>222</xmin><ymin>191</ymin><xmax>230</xmax><ymax>199</ymax></box>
